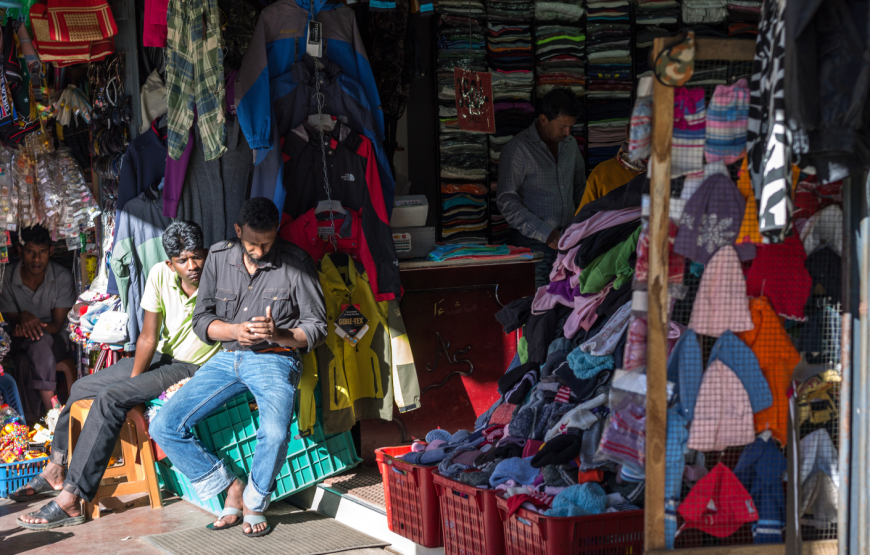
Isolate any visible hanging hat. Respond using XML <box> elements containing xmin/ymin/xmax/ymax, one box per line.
<box><xmin>687</xmin><ymin>361</ymin><xmax>756</xmax><ymax>452</ymax></box>
<box><xmin>654</xmin><ymin>31</ymin><xmax>696</xmax><ymax>87</ymax></box>
<box><xmin>800</xmin><ymin>205</ymin><xmax>843</xmax><ymax>257</ymax></box>
<box><xmin>679</xmin><ymin>463</ymin><xmax>759</xmax><ymax>538</ymax></box>
<box><xmin>667</xmin><ymin>330</ymin><xmax>704</xmax><ymax>421</ymax></box>
<box><xmin>688</xmin><ymin>245</ymin><xmax>753</xmax><ymax>337</ymax></box>
<box><xmin>675</xmin><ymin>173</ymin><xmax>747</xmax><ymax>265</ymax></box>
<box><xmin>745</xmin><ymin>235</ymin><xmax>812</xmax><ymax>321</ymax></box>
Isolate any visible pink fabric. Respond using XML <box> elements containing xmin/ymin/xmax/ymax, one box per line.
<box><xmin>556</xmin><ymin>207</ymin><xmax>642</xmax><ymax>249</ymax></box>
<box><xmin>522</xmin><ymin>439</ymin><xmax>545</xmax><ymax>458</ymax></box>
<box><xmin>687</xmin><ymin>360</ymin><xmax>755</xmax><ymax>451</ymax></box>
<box><xmin>143</xmin><ymin>0</ymin><xmax>168</xmax><ymax>47</ymax></box>
<box><xmin>564</xmin><ymin>283</ymin><xmax>613</xmax><ymax>339</ymax></box>
<box><xmin>688</xmin><ymin>245</ymin><xmax>753</xmax><ymax>337</ymax></box>
<box><xmin>532</xmin><ymin>282</ymin><xmax>576</xmax><ymax>313</ymax></box>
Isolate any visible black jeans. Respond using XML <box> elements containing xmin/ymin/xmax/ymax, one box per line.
<box><xmin>50</xmin><ymin>353</ymin><xmax>198</xmax><ymax>501</ymax></box>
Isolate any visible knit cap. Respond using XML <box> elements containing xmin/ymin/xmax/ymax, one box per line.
<box><xmin>800</xmin><ymin>205</ymin><xmax>843</xmax><ymax>257</ymax></box>
<box><xmin>704</xmin><ymin>79</ymin><xmax>749</xmax><ymax>164</ymax></box>
<box><xmin>567</xmin><ymin>350</ymin><xmax>615</xmax><ymax>379</ymax></box>
<box><xmin>543</xmin><ymin>464</ymin><xmax>579</xmax><ymax>487</ymax></box>
<box><xmin>427</xmin><ymin>429</ymin><xmax>452</xmax><ymax>443</ymax></box>
<box><xmin>745</xmin><ymin>235</ymin><xmax>812</xmax><ymax>321</ymax></box>
<box><xmin>674</xmin><ymin>173</ymin><xmax>746</xmax><ymax>265</ymax></box>
<box><xmin>687</xmin><ymin>360</ymin><xmax>755</xmax><ymax>452</ymax></box>
<box><xmin>545</xmin><ymin>483</ymin><xmax>607</xmax><ymax>517</ymax></box>
<box><xmin>688</xmin><ymin>245</ymin><xmax>753</xmax><ymax>337</ymax></box>
<box><xmin>679</xmin><ymin>463</ymin><xmax>758</xmax><ymax>538</ymax></box>
<box><xmin>508</xmin><ymin>405</ymin><xmax>538</xmax><ymax>438</ymax></box>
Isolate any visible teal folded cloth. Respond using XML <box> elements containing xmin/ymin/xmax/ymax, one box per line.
<box><xmin>545</xmin><ymin>483</ymin><xmax>607</xmax><ymax>517</ymax></box>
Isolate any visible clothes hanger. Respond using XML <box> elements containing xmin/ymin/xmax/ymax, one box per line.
<box><xmin>307</xmin><ymin>113</ymin><xmax>336</xmax><ymax>131</ymax></box>
<box><xmin>315</xmin><ymin>199</ymin><xmax>344</xmax><ymax>215</ymax></box>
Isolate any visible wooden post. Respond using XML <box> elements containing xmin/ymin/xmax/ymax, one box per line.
<box><xmin>645</xmin><ymin>35</ymin><xmax>677</xmax><ymax>553</ymax></box>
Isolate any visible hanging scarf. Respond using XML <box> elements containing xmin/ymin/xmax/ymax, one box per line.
<box><xmin>617</xmin><ymin>141</ymin><xmax>647</xmax><ymax>173</ymax></box>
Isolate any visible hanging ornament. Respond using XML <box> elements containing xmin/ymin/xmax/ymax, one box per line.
<box><xmin>454</xmin><ymin>68</ymin><xmax>495</xmax><ymax>134</ymax></box>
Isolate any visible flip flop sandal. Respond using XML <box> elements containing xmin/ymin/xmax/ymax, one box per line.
<box><xmin>17</xmin><ymin>500</ymin><xmax>86</xmax><ymax>530</ymax></box>
<box><xmin>206</xmin><ymin>507</ymin><xmax>243</xmax><ymax>531</ymax></box>
<box><xmin>9</xmin><ymin>475</ymin><xmax>61</xmax><ymax>503</ymax></box>
<box><xmin>242</xmin><ymin>515</ymin><xmax>272</xmax><ymax>538</ymax></box>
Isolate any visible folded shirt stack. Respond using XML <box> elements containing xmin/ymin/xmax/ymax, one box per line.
<box><xmin>587</xmin><ymin>99</ymin><xmax>632</xmax><ymax>167</ymax></box>
<box><xmin>442</xmin><ymin>183</ymin><xmax>490</xmax><ymax>244</ymax></box>
<box><xmin>487</xmin><ymin>23</ymin><xmax>534</xmax><ymax>74</ymax></box>
<box><xmin>440</xmin><ymin>131</ymin><xmax>488</xmax><ymax>181</ymax></box>
<box><xmin>535</xmin><ymin>24</ymin><xmax>586</xmax><ymax>97</ymax></box>
<box><xmin>635</xmin><ymin>0</ymin><xmax>681</xmax><ymax>27</ymax></box>
<box><xmin>682</xmin><ymin>0</ymin><xmax>727</xmax><ymax>24</ymax></box>
<box><xmin>438</xmin><ymin>0</ymin><xmax>487</xmax><ymax>17</ymax></box>
<box><xmin>491</xmin><ymin>68</ymin><xmax>535</xmax><ymax>102</ymax></box>
<box><xmin>727</xmin><ymin>0</ymin><xmax>760</xmax><ymax>37</ymax></box>
<box><xmin>487</xmin><ymin>0</ymin><xmax>535</xmax><ymax>21</ymax></box>
<box><xmin>534</xmin><ymin>0</ymin><xmax>585</xmax><ymax>22</ymax></box>
<box><xmin>573</xmin><ymin>122</ymin><xmax>587</xmax><ymax>156</ymax></box>
<box><xmin>586</xmin><ymin>6</ymin><xmax>632</xmax><ymax>107</ymax></box>
<box><xmin>495</xmin><ymin>101</ymin><xmax>536</xmax><ymax>137</ymax></box>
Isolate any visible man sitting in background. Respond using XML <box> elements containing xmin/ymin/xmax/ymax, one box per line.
<box><xmin>0</xmin><ymin>225</ymin><xmax>76</xmax><ymax>417</ymax></box>
<box><xmin>14</xmin><ymin>221</ymin><xmax>219</xmax><ymax>530</ymax></box>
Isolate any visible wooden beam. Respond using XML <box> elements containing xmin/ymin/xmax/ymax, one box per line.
<box><xmin>694</xmin><ymin>38</ymin><xmax>756</xmax><ymax>61</ymax></box>
<box><xmin>647</xmin><ymin>539</ymin><xmax>838</xmax><ymax>555</ymax></box>
<box><xmin>645</xmin><ymin>35</ymin><xmax>678</xmax><ymax>554</ymax></box>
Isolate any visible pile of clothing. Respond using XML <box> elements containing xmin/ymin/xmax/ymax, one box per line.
<box><xmin>727</xmin><ymin>0</ymin><xmax>761</xmax><ymax>37</ymax></box>
<box><xmin>436</xmin><ymin>14</ymin><xmax>486</xmax><ymax>133</ymax></box>
<box><xmin>487</xmin><ymin>0</ymin><xmax>535</xmax><ymax>22</ymax></box>
<box><xmin>486</xmin><ymin>23</ymin><xmax>534</xmax><ymax>75</ymax></box>
<box><xmin>634</xmin><ymin>0</ymin><xmax>680</xmax><ymax>76</ymax></box>
<box><xmin>428</xmin><ymin>243</ymin><xmax>533</xmax><ymax>262</ymax></box>
<box><xmin>441</xmin><ymin>183</ymin><xmax>490</xmax><ymax>244</ymax></box>
<box><xmin>682</xmin><ymin>0</ymin><xmax>727</xmax><ymax>25</ymax></box>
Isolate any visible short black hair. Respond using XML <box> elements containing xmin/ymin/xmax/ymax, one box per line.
<box><xmin>538</xmin><ymin>89</ymin><xmax>582</xmax><ymax>121</ymax></box>
<box><xmin>238</xmin><ymin>197</ymin><xmax>280</xmax><ymax>233</ymax></box>
<box><xmin>20</xmin><ymin>225</ymin><xmax>52</xmax><ymax>248</ymax></box>
<box><xmin>162</xmin><ymin>220</ymin><xmax>205</xmax><ymax>258</ymax></box>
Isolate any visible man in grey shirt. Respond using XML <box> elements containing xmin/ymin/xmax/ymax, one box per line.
<box><xmin>150</xmin><ymin>198</ymin><xmax>327</xmax><ymax>538</ymax></box>
<box><xmin>0</xmin><ymin>225</ymin><xmax>76</xmax><ymax>416</ymax></box>
<box><xmin>497</xmin><ymin>89</ymin><xmax>586</xmax><ymax>288</ymax></box>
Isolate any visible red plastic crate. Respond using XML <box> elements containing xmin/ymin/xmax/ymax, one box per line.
<box><xmin>496</xmin><ymin>494</ymin><xmax>644</xmax><ymax>555</ymax></box>
<box><xmin>375</xmin><ymin>446</ymin><xmax>443</xmax><ymax>548</ymax></box>
<box><xmin>434</xmin><ymin>471</ymin><xmax>505</xmax><ymax>555</ymax></box>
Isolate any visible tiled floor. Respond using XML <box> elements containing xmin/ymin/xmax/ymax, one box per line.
<box><xmin>1</xmin><ymin>493</ymin><xmax>392</xmax><ymax>555</ymax></box>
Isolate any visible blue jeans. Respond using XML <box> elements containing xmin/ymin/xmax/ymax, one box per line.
<box><xmin>149</xmin><ymin>351</ymin><xmax>301</xmax><ymax>512</ymax></box>
<box><xmin>508</xmin><ymin>231</ymin><xmax>557</xmax><ymax>290</ymax></box>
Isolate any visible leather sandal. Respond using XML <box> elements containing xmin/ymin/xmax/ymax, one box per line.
<box><xmin>242</xmin><ymin>514</ymin><xmax>271</xmax><ymax>538</ymax></box>
<box><xmin>17</xmin><ymin>500</ymin><xmax>86</xmax><ymax>530</ymax></box>
<box><xmin>9</xmin><ymin>475</ymin><xmax>60</xmax><ymax>503</ymax></box>
<box><xmin>206</xmin><ymin>507</ymin><xmax>243</xmax><ymax>531</ymax></box>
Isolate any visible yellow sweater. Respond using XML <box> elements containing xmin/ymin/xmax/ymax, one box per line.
<box><xmin>576</xmin><ymin>158</ymin><xmax>642</xmax><ymax>214</ymax></box>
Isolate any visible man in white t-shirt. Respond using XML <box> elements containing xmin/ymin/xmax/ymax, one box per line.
<box><xmin>15</xmin><ymin>221</ymin><xmax>220</xmax><ymax>530</ymax></box>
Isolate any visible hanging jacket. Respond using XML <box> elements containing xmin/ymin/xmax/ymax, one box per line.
<box><xmin>234</xmin><ymin>0</ymin><xmax>383</xmax><ymax>152</ymax></box>
<box><xmin>314</xmin><ymin>253</ymin><xmax>420</xmax><ymax>435</ymax></box>
<box><xmin>734</xmin><ymin>437</ymin><xmax>787</xmax><ymax>544</ymax></box>
<box><xmin>253</xmin><ymin>55</ymin><xmax>395</xmax><ymax>213</ymax></box>
<box><xmin>110</xmin><ymin>191</ymin><xmax>171</xmax><ymax>349</ymax></box>
<box><xmin>281</xmin><ymin>122</ymin><xmax>400</xmax><ymax>301</ymax></box>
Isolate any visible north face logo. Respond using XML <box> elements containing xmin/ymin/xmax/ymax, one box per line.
<box><xmin>341</xmin><ymin>173</ymin><xmax>355</xmax><ymax>181</ymax></box>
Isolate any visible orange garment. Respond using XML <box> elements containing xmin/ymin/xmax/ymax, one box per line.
<box><xmin>736</xmin><ymin>158</ymin><xmax>763</xmax><ymax>244</ymax></box>
<box><xmin>736</xmin><ymin>296</ymin><xmax>800</xmax><ymax>445</ymax></box>
<box><xmin>577</xmin><ymin>468</ymin><xmax>605</xmax><ymax>484</ymax></box>
<box><xmin>442</xmin><ymin>183</ymin><xmax>488</xmax><ymax>195</ymax></box>
<box><xmin>575</xmin><ymin>157</ymin><xmax>641</xmax><ymax>213</ymax></box>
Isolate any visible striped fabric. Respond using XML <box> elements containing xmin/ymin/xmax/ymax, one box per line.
<box><xmin>705</xmin><ymin>79</ymin><xmax>750</xmax><ymax>164</ymax></box>
<box><xmin>671</xmin><ymin>86</ymin><xmax>706</xmax><ymax>178</ymax></box>
<box><xmin>746</xmin><ymin>0</ymin><xmax>792</xmax><ymax>243</ymax></box>
<box><xmin>554</xmin><ymin>385</ymin><xmax>573</xmax><ymax>403</ymax></box>
<box><xmin>166</xmin><ymin>0</ymin><xmax>226</xmax><ymax>161</ymax></box>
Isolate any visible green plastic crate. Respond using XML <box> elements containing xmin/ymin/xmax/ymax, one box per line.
<box><xmin>151</xmin><ymin>384</ymin><xmax>360</xmax><ymax>515</ymax></box>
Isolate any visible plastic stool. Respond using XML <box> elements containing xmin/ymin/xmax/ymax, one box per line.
<box><xmin>68</xmin><ymin>400</ymin><xmax>163</xmax><ymax>519</ymax></box>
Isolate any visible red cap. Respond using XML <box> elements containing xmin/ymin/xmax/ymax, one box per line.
<box><xmin>678</xmin><ymin>463</ymin><xmax>758</xmax><ymax>538</ymax></box>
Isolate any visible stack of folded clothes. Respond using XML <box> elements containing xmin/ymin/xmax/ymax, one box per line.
<box><xmin>491</xmin><ymin>69</ymin><xmax>535</xmax><ymax>103</ymax></box>
<box><xmin>494</xmin><ymin>101</ymin><xmax>536</xmax><ymax>136</ymax></box>
<box><xmin>726</xmin><ymin>0</ymin><xmax>760</xmax><ymax>37</ymax></box>
<box><xmin>441</xmin><ymin>183</ymin><xmax>490</xmax><ymax>244</ymax></box>
<box><xmin>682</xmin><ymin>0</ymin><xmax>727</xmax><ymax>25</ymax></box>
<box><xmin>634</xmin><ymin>0</ymin><xmax>680</xmax><ymax>76</ymax></box>
<box><xmin>488</xmin><ymin>0</ymin><xmax>535</xmax><ymax>22</ymax></box>
<box><xmin>534</xmin><ymin>23</ymin><xmax>586</xmax><ymax>98</ymax></box>
<box><xmin>586</xmin><ymin>99</ymin><xmax>631</xmax><ymax>167</ymax></box>
<box><xmin>440</xmin><ymin>132</ymin><xmax>488</xmax><ymax>182</ymax></box>
<box><xmin>585</xmin><ymin>0</ymin><xmax>631</xmax><ymax>169</ymax></box>
<box><xmin>534</xmin><ymin>0</ymin><xmax>586</xmax><ymax>21</ymax></box>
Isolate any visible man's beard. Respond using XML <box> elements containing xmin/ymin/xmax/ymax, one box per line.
<box><xmin>245</xmin><ymin>251</ymin><xmax>270</xmax><ymax>268</ymax></box>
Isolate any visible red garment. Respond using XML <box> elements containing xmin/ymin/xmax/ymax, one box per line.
<box><xmin>522</xmin><ymin>440</ymin><xmax>544</xmax><ymax>458</ymax></box>
<box><xmin>745</xmin><ymin>235</ymin><xmax>812</xmax><ymax>320</ymax></box>
<box><xmin>280</xmin><ymin>207</ymin><xmax>397</xmax><ymax>301</ymax></box>
<box><xmin>577</xmin><ymin>469</ymin><xmax>605</xmax><ymax>484</ymax></box>
<box><xmin>143</xmin><ymin>0</ymin><xmax>168</xmax><ymax>47</ymax></box>
<box><xmin>505</xmin><ymin>492</ymin><xmax>554</xmax><ymax>517</ymax></box>
<box><xmin>678</xmin><ymin>463</ymin><xmax>758</xmax><ymax>538</ymax></box>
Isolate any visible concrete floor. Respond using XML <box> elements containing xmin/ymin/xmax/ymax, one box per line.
<box><xmin>1</xmin><ymin>493</ymin><xmax>393</xmax><ymax>555</ymax></box>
